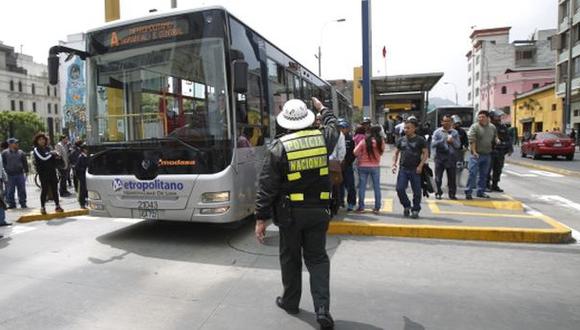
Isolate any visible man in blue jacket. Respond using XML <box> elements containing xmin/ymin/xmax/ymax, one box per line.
<box><xmin>431</xmin><ymin>115</ymin><xmax>461</xmax><ymax>200</ymax></box>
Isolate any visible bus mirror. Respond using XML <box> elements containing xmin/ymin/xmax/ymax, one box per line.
<box><xmin>233</xmin><ymin>60</ymin><xmax>248</xmax><ymax>94</ymax></box>
<box><xmin>48</xmin><ymin>54</ymin><xmax>59</xmax><ymax>85</ymax></box>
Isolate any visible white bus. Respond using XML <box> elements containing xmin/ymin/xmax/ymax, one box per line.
<box><xmin>48</xmin><ymin>6</ymin><xmax>349</xmax><ymax>223</ymax></box>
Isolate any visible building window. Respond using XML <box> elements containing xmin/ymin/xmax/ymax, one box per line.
<box><xmin>9</xmin><ymin>80</ymin><xmax>14</xmax><ymax>91</ymax></box>
<box><xmin>48</xmin><ymin>103</ymin><xmax>51</xmax><ymax>114</ymax></box>
<box><xmin>560</xmin><ymin>0</ymin><xmax>570</xmax><ymax>24</ymax></box>
<box><xmin>475</xmin><ymin>88</ymin><xmax>479</xmax><ymax>97</ymax></box>
<box><xmin>468</xmin><ymin>78</ymin><xmax>471</xmax><ymax>86</ymax></box>
<box><xmin>501</xmin><ymin>86</ymin><xmax>507</xmax><ymax>94</ymax></box>
<box><xmin>516</xmin><ymin>50</ymin><xmax>535</xmax><ymax>60</ymax></box>
<box><xmin>573</xmin><ymin>56</ymin><xmax>580</xmax><ymax>78</ymax></box>
<box><xmin>32</xmin><ymin>102</ymin><xmax>37</xmax><ymax>112</ymax></box>
<box><xmin>47</xmin><ymin>86</ymin><xmax>50</xmax><ymax>95</ymax></box>
<box><xmin>467</xmin><ymin>62</ymin><xmax>471</xmax><ymax>72</ymax></box>
<box><xmin>533</xmin><ymin>83</ymin><xmax>540</xmax><ymax>89</ymax></box>
<box><xmin>559</xmin><ymin>61</ymin><xmax>569</xmax><ymax>81</ymax></box>
<box><xmin>475</xmin><ymin>104</ymin><xmax>479</xmax><ymax>112</ymax></box>
<box><xmin>468</xmin><ymin>92</ymin><xmax>471</xmax><ymax>101</ymax></box>
<box><xmin>10</xmin><ymin>100</ymin><xmax>15</xmax><ymax>111</ymax></box>
<box><xmin>19</xmin><ymin>101</ymin><xmax>24</xmax><ymax>111</ymax></box>
<box><xmin>561</xmin><ymin>31</ymin><xmax>569</xmax><ymax>54</ymax></box>
<box><xmin>574</xmin><ymin>109</ymin><xmax>580</xmax><ymax>116</ymax></box>
<box><xmin>31</xmin><ymin>83</ymin><xmax>35</xmax><ymax>95</ymax></box>
<box><xmin>53</xmin><ymin>87</ymin><xmax>57</xmax><ymax>96</ymax></box>
<box><xmin>476</xmin><ymin>56</ymin><xmax>480</xmax><ymax>65</ymax></box>
<box><xmin>574</xmin><ymin>24</ymin><xmax>580</xmax><ymax>44</ymax></box>
<box><xmin>55</xmin><ymin>105</ymin><xmax>58</xmax><ymax>115</ymax></box>
<box><xmin>18</xmin><ymin>81</ymin><xmax>22</xmax><ymax>92</ymax></box>
<box><xmin>475</xmin><ymin>72</ymin><xmax>480</xmax><ymax>81</ymax></box>
<box><xmin>553</xmin><ymin>104</ymin><xmax>557</xmax><ymax>111</ymax></box>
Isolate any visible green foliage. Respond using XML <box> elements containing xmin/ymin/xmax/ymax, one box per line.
<box><xmin>0</xmin><ymin>112</ymin><xmax>46</xmax><ymax>152</ymax></box>
<box><xmin>351</xmin><ymin>106</ymin><xmax>363</xmax><ymax>124</ymax></box>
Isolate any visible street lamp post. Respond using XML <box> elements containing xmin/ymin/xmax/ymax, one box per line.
<box><xmin>444</xmin><ymin>82</ymin><xmax>458</xmax><ymax>105</ymax></box>
<box><xmin>315</xmin><ymin>18</ymin><xmax>346</xmax><ymax>77</ymax></box>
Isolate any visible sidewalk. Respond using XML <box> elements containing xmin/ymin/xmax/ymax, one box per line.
<box><xmin>505</xmin><ymin>145</ymin><xmax>580</xmax><ymax>177</ymax></box>
<box><xmin>327</xmin><ymin>147</ymin><xmax>572</xmax><ymax>244</ymax></box>
<box><xmin>2</xmin><ymin>178</ymin><xmax>87</xmax><ymax>224</ymax></box>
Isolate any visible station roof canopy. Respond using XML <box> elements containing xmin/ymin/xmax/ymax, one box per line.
<box><xmin>372</xmin><ymin>72</ymin><xmax>444</xmax><ymax>95</ymax></box>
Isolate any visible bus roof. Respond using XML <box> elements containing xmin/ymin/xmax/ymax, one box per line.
<box><xmin>86</xmin><ymin>6</ymin><xmax>227</xmax><ymax>33</ymax></box>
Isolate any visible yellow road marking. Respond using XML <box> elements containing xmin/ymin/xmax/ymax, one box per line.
<box><xmin>434</xmin><ymin>199</ymin><xmax>523</xmax><ymax>211</ymax></box>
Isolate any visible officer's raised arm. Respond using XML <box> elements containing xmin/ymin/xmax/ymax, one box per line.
<box><xmin>312</xmin><ymin>97</ymin><xmax>339</xmax><ymax>149</ymax></box>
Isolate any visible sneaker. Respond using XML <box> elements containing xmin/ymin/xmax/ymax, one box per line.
<box><xmin>0</xmin><ymin>222</ymin><xmax>12</xmax><ymax>227</ymax></box>
<box><xmin>21</xmin><ymin>204</ymin><xmax>28</xmax><ymax>209</ymax></box>
<box><xmin>411</xmin><ymin>210</ymin><xmax>419</xmax><ymax>219</ymax></box>
<box><xmin>7</xmin><ymin>205</ymin><xmax>16</xmax><ymax>210</ymax></box>
<box><xmin>55</xmin><ymin>206</ymin><xmax>64</xmax><ymax>213</ymax></box>
<box><xmin>449</xmin><ymin>195</ymin><xmax>458</xmax><ymax>200</ymax></box>
<box><xmin>372</xmin><ymin>208</ymin><xmax>380</xmax><ymax>215</ymax></box>
<box><xmin>403</xmin><ymin>208</ymin><xmax>411</xmax><ymax>217</ymax></box>
<box><xmin>435</xmin><ymin>193</ymin><xmax>442</xmax><ymax>200</ymax></box>
<box><xmin>465</xmin><ymin>194</ymin><xmax>473</xmax><ymax>200</ymax></box>
<box><xmin>40</xmin><ymin>207</ymin><xmax>47</xmax><ymax>215</ymax></box>
<box><xmin>275</xmin><ymin>296</ymin><xmax>299</xmax><ymax>315</ymax></box>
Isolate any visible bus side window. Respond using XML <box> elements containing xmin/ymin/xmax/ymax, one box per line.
<box><xmin>236</xmin><ymin>74</ymin><xmax>265</xmax><ymax>147</ymax></box>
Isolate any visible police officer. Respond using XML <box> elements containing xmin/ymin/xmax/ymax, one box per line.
<box><xmin>452</xmin><ymin>115</ymin><xmax>469</xmax><ymax>187</ymax></box>
<box><xmin>487</xmin><ymin>110</ymin><xmax>513</xmax><ymax>192</ymax></box>
<box><xmin>255</xmin><ymin>97</ymin><xmax>338</xmax><ymax>330</ymax></box>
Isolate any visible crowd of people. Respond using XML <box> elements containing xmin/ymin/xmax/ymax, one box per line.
<box><xmin>323</xmin><ymin>108</ymin><xmax>514</xmax><ymax>219</ymax></box>
<box><xmin>0</xmin><ymin>134</ymin><xmax>89</xmax><ymax>227</ymax></box>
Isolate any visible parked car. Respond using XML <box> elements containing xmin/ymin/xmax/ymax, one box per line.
<box><xmin>521</xmin><ymin>132</ymin><xmax>575</xmax><ymax>160</ymax></box>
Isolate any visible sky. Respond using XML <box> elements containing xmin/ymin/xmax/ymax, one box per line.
<box><xmin>0</xmin><ymin>0</ymin><xmax>557</xmax><ymax>105</ymax></box>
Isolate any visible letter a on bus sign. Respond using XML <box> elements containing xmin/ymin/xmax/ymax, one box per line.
<box><xmin>111</xmin><ymin>32</ymin><xmax>119</xmax><ymax>47</ymax></box>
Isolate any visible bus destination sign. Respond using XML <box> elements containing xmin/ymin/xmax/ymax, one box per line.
<box><xmin>107</xmin><ymin>18</ymin><xmax>189</xmax><ymax>48</ymax></box>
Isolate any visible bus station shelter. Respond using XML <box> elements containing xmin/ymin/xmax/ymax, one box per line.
<box><xmin>370</xmin><ymin>72</ymin><xmax>443</xmax><ymax>124</ymax></box>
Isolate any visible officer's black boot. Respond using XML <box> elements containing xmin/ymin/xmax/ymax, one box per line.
<box><xmin>316</xmin><ymin>306</ymin><xmax>334</xmax><ymax>329</ymax></box>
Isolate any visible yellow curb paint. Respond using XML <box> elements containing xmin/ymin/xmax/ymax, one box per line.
<box><xmin>17</xmin><ymin>209</ymin><xmax>89</xmax><ymax>223</ymax></box>
<box><xmin>506</xmin><ymin>159</ymin><xmax>580</xmax><ymax>178</ymax></box>
<box><xmin>435</xmin><ymin>199</ymin><xmax>524</xmax><ymax>211</ymax></box>
<box><xmin>328</xmin><ymin>221</ymin><xmax>572</xmax><ymax>244</ymax></box>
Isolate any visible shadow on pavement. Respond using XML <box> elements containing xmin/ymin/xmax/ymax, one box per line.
<box><xmin>403</xmin><ymin>316</ymin><xmax>425</xmax><ymax>330</ymax></box>
<box><xmin>94</xmin><ymin>218</ymin><xmax>341</xmax><ymax>268</ymax></box>
<box><xmin>0</xmin><ymin>236</ymin><xmax>12</xmax><ymax>249</ymax></box>
<box><xmin>292</xmin><ymin>309</ymin><xmax>385</xmax><ymax>329</ymax></box>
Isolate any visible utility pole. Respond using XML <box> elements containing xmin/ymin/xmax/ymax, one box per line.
<box><xmin>171</xmin><ymin>0</ymin><xmax>177</xmax><ymax>9</ymax></box>
<box><xmin>361</xmin><ymin>0</ymin><xmax>372</xmax><ymax>119</ymax></box>
<box><xmin>105</xmin><ymin>0</ymin><xmax>120</xmax><ymax>22</ymax></box>
<box><xmin>564</xmin><ymin>0</ymin><xmax>574</xmax><ymax>133</ymax></box>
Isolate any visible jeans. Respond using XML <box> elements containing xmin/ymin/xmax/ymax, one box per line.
<box><xmin>465</xmin><ymin>154</ymin><xmax>491</xmax><ymax>195</ymax></box>
<box><xmin>396</xmin><ymin>168</ymin><xmax>422</xmax><ymax>211</ymax></box>
<box><xmin>0</xmin><ymin>207</ymin><xmax>6</xmax><ymax>224</ymax></box>
<box><xmin>435</xmin><ymin>161</ymin><xmax>457</xmax><ymax>197</ymax></box>
<box><xmin>340</xmin><ymin>165</ymin><xmax>356</xmax><ymax>208</ymax></box>
<box><xmin>6</xmin><ymin>174</ymin><xmax>27</xmax><ymax>207</ymax></box>
<box><xmin>358</xmin><ymin>166</ymin><xmax>381</xmax><ymax>210</ymax></box>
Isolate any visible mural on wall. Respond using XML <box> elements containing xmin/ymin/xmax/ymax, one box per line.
<box><xmin>63</xmin><ymin>56</ymin><xmax>87</xmax><ymax>140</ymax></box>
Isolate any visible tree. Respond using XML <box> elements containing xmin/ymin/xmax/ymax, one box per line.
<box><xmin>0</xmin><ymin>112</ymin><xmax>46</xmax><ymax>152</ymax></box>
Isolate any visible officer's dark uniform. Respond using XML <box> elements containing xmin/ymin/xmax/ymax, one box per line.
<box><xmin>255</xmin><ymin>107</ymin><xmax>338</xmax><ymax>317</ymax></box>
<box><xmin>488</xmin><ymin>117</ymin><xmax>513</xmax><ymax>191</ymax></box>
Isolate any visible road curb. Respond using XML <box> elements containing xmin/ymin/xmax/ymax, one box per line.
<box><xmin>17</xmin><ymin>209</ymin><xmax>90</xmax><ymax>223</ymax></box>
<box><xmin>506</xmin><ymin>159</ymin><xmax>580</xmax><ymax>178</ymax></box>
<box><xmin>328</xmin><ymin>221</ymin><xmax>572</xmax><ymax>244</ymax></box>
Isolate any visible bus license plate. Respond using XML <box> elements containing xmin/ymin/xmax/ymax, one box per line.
<box><xmin>138</xmin><ymin>201</ymin><xmax>159</xmax><ymax>220</ymax></box>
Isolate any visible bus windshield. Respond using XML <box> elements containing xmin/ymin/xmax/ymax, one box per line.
<box><xmin>89</xmin><ymin>38</ymin><xmax>229</xmax><ymax>146</ymax></box>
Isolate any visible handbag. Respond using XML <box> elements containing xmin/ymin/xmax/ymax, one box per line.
<box><xmin>329</xmin><ymin>160</ymin><xmax>343</xmax><ymax>186</ymax></box>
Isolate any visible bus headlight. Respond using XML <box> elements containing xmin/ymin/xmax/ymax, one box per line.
<box><xmin>88</xmin><ymin>191</ymin><xmax>101</xmax><ymax>200</ymax></box>
<box><xmin>201</xmin><ymin>191</ymin><xmax>230</xmax><ymax>203</ymax></box>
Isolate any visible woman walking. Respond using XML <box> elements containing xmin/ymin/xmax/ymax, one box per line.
<box><xmin>33</xmin><ymin>133</ymin><xmax>64</xmax><ymax>214</ymax></box>
<box><xmin>354</xmin><ymin>125</ymin><xmax>385</xmax><ymax>214</ymax></box>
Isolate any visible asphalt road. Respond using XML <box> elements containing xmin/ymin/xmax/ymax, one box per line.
<box><xmin>1</xmin><ymin>159</ymin><xmax>580</xmax><ymax>329</ymax></box>
<box><xmin>509</xmin><ymin>145</ymin><xmax>580</xmax><ymax>173</ymax></box>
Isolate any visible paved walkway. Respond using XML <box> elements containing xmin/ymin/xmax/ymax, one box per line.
<box><xmin>2</xmin><ymin>177</ymin><xmax>81</xmax><ymax>224</ymax></box>
<box><xmin>327</xmin><ymin>147</ymin><xmax>572</xmax><ymax>243</ymax></box>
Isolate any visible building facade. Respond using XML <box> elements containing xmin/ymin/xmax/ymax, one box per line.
<box><xmin>0</xmin><ymin>41</ymin><xmax>61</xmax><ymax>140</ymax></box>
<box><xmin>466</xmin><ymin>27</ymin><xmax>556</xmax><ymax>113</ymax></box>
<box><xmin>512</xmin><ymin>84</ymin><xmax>563</xmax><ymax>139</ymax></box>
<box><xmin>555</xmin><ymin>0</ymin><xmax>580</xmax><ymax>132</ymax></box>
<box><xmin>481</xmin><ymin>67</ymin><xmax>555</xmax><ymax>122</ymax></box>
